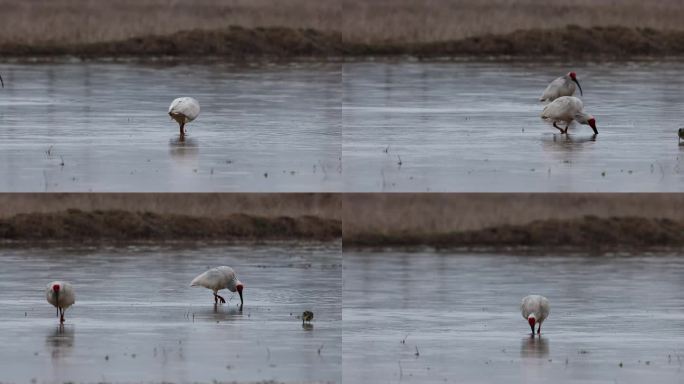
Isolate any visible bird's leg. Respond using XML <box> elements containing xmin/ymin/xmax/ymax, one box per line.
<box><xmin>213</xmin><ymin>292</ymin><xmax>226</xmax><ymax>304</ymax></box>
<box><xmin>537</xmin><ymin>322</ymin><xmax>542</xmax><ymax>335</ymax></box>
<box><xmin>59</xmin><ymin>308</ymin><xmax>65</xmax><ymax>324</ymax></box>
<box><xmin>179</xmin><ymin>122</ymin><xmax>185</xmax><ymax>140</ymax></box>
<box><xmin>552</xmin><ymin>122</ymin><xmax>565</xmax><ymax>133</ymax></box>
<box><xmin>564</xmin><ymin>122</ymin><xmax>571</xmax><ymax>134</ymax></box>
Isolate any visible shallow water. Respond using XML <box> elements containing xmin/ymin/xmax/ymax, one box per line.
<box><xmin>0</xmin><ymin>62</ymin><xmax>341</xmax><ymax>192</ymax></box>
<box><xmin>343</xmin><ymin>61</ymin><xmax>684</xmax><ymax>191</ymax></box>
<box><xmin>343</xmin><ymin>251</ymin><xmax>684</xmax><ymax>384</ymax></box>
<box><xmin>0</xmin><ymin>242</ymin><xmax>341</xmax><ymax>383</ymax></box>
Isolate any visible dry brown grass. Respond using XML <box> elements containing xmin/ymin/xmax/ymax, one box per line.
<box><xmin>342</xmin><ymin>194</ymin><xmax>684</xmax><ymax>238</ymax></box>
<box><xmin>343</xmin><ymin>0</ymin><xmax>684</xmax><ymax>43</ymax></box>
<box><xmin>0</xmin><ymin>193</ymin><xmax>340</xmax><ymax>220</ymax></box>
<box><xmin>2</xmin><ymin>0</ymin><xmax>684</xmax><ymax>47</ymax></box>
<box><xmin>0</xmin><ymin>0</ymin><xmax>340</xmax><ymax>45</ymax></box>
<box><xmin>0</xmin><ymin>210</ymin><xmax>341</xmax><ymax>241</ymax></box>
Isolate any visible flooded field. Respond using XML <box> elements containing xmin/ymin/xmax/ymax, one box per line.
<box><xmin>343</xmin><ymin>251</ymin><xmax>684</xmax><ymax>384</ymax></box>
<box><xmin>0</xmin><ymin>242</ymin><xmax>341</xmax><ymax>383</ymax></box>
<box><xmin>343</xmin><ymin>61</ymin><xmax>684</xmax><ymax>191</ymax></box>
<box><xmin>0</xmin><ymin>62</ymin><xmax>341</xmax><ymax>192</ymax></box>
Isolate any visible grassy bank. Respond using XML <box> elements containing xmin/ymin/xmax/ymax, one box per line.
<box><xmin>1</xmin><ymin>25</ymin><xmax>684</xmax><ymax>59</ymax></box>
<box><xmin>342</xmin><ymin>194</ymin><xmax>684</xmax><ymax>249</ymax></box>
<box><xmin>2</xmin><ymin>1</ymin><xmax>684</xmax><ymax>58</ymax></box>
<box><xmin>347</xmin><ymin>216</ymin><xmax>684</xmax><ymax>248</ymax></box>
<box><xmin>0</xmin><ymin>193</ymin><xmax>340</xmax><ymax>220</ymax></box>
<box><xmin>0</xmin><ymin>209</ymin><xmax>341</xmax><ymax>242</ymax></box>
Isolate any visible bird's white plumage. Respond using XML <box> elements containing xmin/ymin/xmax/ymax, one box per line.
<box><xmin>541</xmin><ymin>96</ymin><xmax>596</xmax><ymax>134</ymax></box>
<box><xmin>541</xmin><ymin>96</ymin><xmax>584</xmax><ymax>122</ymax></box>
<box><xmin>521</xmin><ymin>295</ymin><xmax>550</xmax><ymax>323</ymax></box>
<box><xmin>169</xmin><ymin>97</ymin><xmax>200</xmax><ymax>123</ymax></box>
<box><xmin>46</xmin><ymin>281</ymin><xmax>76</xmax><ymax>309</ymax></box>
<box><xmin>190</xmin><ymin>266</ymin><xmax>241</xmax><ymax>293</ymax></box>
<box><xmin>540</xmin><ymin>74</ymin><xmax>577</xmax><ymax>102</ymax></box>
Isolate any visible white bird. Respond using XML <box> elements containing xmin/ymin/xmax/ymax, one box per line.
<box><xmin>541</xmin><ymin>96</ymin><xmax>597</xmax><ymax>134</ymax></box>
<box><xmin>521</xmin><ymin>295</ymin><xmax>550</xmax><ymax>335</ymax></box>
<box><xmin>46</xmin><ymin>281</ymin><xmax>75</xmax><ymax>324</ymax></box>
<box><xmin>168</xmin><ymin>97</ymin><xmax>200</xmax><ymax>140</ymax></box>
<box><xmin>540</xmin><ymin>71</ymin><xmax>583</xmax><ymax>102</ymax></box>
<box><xmin>190</xmin><ymin>266</ymin><xmax>244</xmax><ymax>307</ymax></box>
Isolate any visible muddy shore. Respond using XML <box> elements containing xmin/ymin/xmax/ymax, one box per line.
<box><xmin>1</xmin><ymin>25</ymin><xmax>684</xmax><ymax>60</ymax></box>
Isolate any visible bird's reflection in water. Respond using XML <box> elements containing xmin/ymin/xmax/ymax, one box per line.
<box><xmin>542</xmin><ymin>132</ymin><xmax>598</xmax><ymax>150</ymax></box>
<box><xmin>45</xmin><ymin>324</ymin><xmax>75</xmax><ymax>360</ymax></box>
<box><xmin>302</xmin><ymin>323</ymin><xmax>314</xmax><ymax>331</ymax></box>
<box><xmin>169</xmin><ymin>137</ymin><xmax>199</xmax><ymax>162</ymax></box>
<box><xmin>192</xmin><ymin>304</ymin><xmax>243</xmax><ymax>322</ymax></box>
<box><xmin>520</xmin><ymin>336</ymin><xmax>549</xmax><ymax>358</ymax></box>
<box><xmin>541</xmin><ymin>133</ymin><xmax>597</xmax><ymax>165</ymax></box>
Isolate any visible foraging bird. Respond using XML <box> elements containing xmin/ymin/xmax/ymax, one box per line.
<box><xmin>679</xmin><ymin>128</ymin><xmax>684</xmax><ymax>142</ymax></box>
<box><xmin>521</xmin><ymin>295</ymin><xmax>550</xmax><ymax>335</ymax></box>
<box><xmin>190</xmin><ymin>266</ymin><xmax>244</xmax><ymax>307</ymax></box>
<box><xmin>540</xmin><ymin>71</ymin><xmax>583</xmax><ymax>102</ymax></box>
<box><xmin>46</xmin><ymin>281</ymin><xmax>75</xmax><ymax>324</ymax></box>
<box><xmin>302</xmin><ymin>310</ymin><xmax>314</xmax><ymax>324</ymax></box>
<box><xmin>541</xmin><ymin>96</ymin><xmax>597</xmax><ymax>134</ymax></box>
<box><xmin>168</xmin><ymin>97</ymin><xmax>200</xmax><ymax>140</ymax></box>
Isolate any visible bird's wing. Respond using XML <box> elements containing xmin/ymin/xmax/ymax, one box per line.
<box><xmin>169</xmin><ymin>97</ymin><xmax>200</xmax><ymax>121</ymax></box>
<box><xmin>62</xmin><ymin>282</ymin><xmax>76</xmax><ymax>306</ymax></box>
<box><xmin>191</xmin><ymin>268</ymin><xmax>228</xmax><ymax>290</ymax></box>
<box><xmin>539</xmin><ymin>297</ymin><xmax>550</xmax><ymax>321</ymax></box>
<box><xmin>541</xmin><ymin>97</ymin><xmax>573</xmax><ymax>120</ymax></box>
<box><xmin>521</xmin><ymin>295</ymin><xmax>544</xmax><ymax>318</ymax></box>
<box><xmin>540</xmin><ymin>77</ymin><xmax>564</xmax><ymax>101</ymax></box>
<box><xmin>216</xmin><ymin>266</ymin><xmax>238</xmax><ymax>291</ymax></box>
<box><xmin>521</xmin><ymin>296</ymin><xmax>532</xmax><ymax>318</ymax></box>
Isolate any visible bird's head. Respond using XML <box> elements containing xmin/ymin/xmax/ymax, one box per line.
<box><xmin>576</xmin><ymin>113</ymin><xmax>597</xmax><ymax>134</ymax></box>
<box><xmin>236</xmin><ymin>283</ymin><xmax>244</xmax><ymax>307</ymax></box>
<box><xmin>568</xmin><ymin>71</ymin><xmax>583</xmax><ymax>96</ymax></box>
<box><xmin>528</xmin><ymin>314</ymin><xmax>536</xmax><ymax>332</ymax></box>
<box><xmin>52</xmin><ymin>284</ymin><xmax>60</xmax><ymax>317</ymax></box>
<box><xmin>587</xmin><ymin>117</ymin><xmax>597</xmax><ymax>134</ymax></box>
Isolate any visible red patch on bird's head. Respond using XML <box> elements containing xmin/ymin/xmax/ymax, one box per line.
<box><xmin>568</xmin><ymin>71</ymin><xmax>577</xmax><ymax>80</ymax></box>
<box><xmin>588</xmin><ymin>118</ymin><xmax>596</xmax><ymax>129</ymax></box>
<box><xmin>236</xmin><ymin>284</ymin><xmax>244</xmax><ymax>293</ymax></box>
<box><xmin>52</xmin><ymin>284</ymin><xmax>60</xmax><ymax>292</ymax></box>
<box><xmin>528</xmin><ymin>317</ymin><xmax>536</xmax><ymax>327</ymax></box>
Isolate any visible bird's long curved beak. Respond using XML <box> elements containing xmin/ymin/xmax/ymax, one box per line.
<box><xmin>55</xmin><ymin>291</ymin><xmax>59</xmax><ymax>317</ymax></box>
<box><xmin>0</xmin><ymin>73</ymin><xmax>4</xmax><ymax>88</ymax></box>
<box><xmin>573</xmin><ymin>78</ymin><xmax>583</xmax><ymax>96</ymax></box>
<box><xmin>238</xmin><ymin>290</ymin><xmax>243</xmax><ymax>307</ymax></box>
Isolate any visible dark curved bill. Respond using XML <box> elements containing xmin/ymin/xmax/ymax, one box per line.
<box><xmin>573</xmin><ymin>78</ymin><xmax>583</xmax><ymax>96</ymax></box>
<box><xmin>0</xmin><ymin>74</ymin><xmax>4</xmax><ymax>88</ymax></box>
<box><xmin>238</xmin><ymin>290</ymin><xmax>243</xmax><ymax>306</ymax></box>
